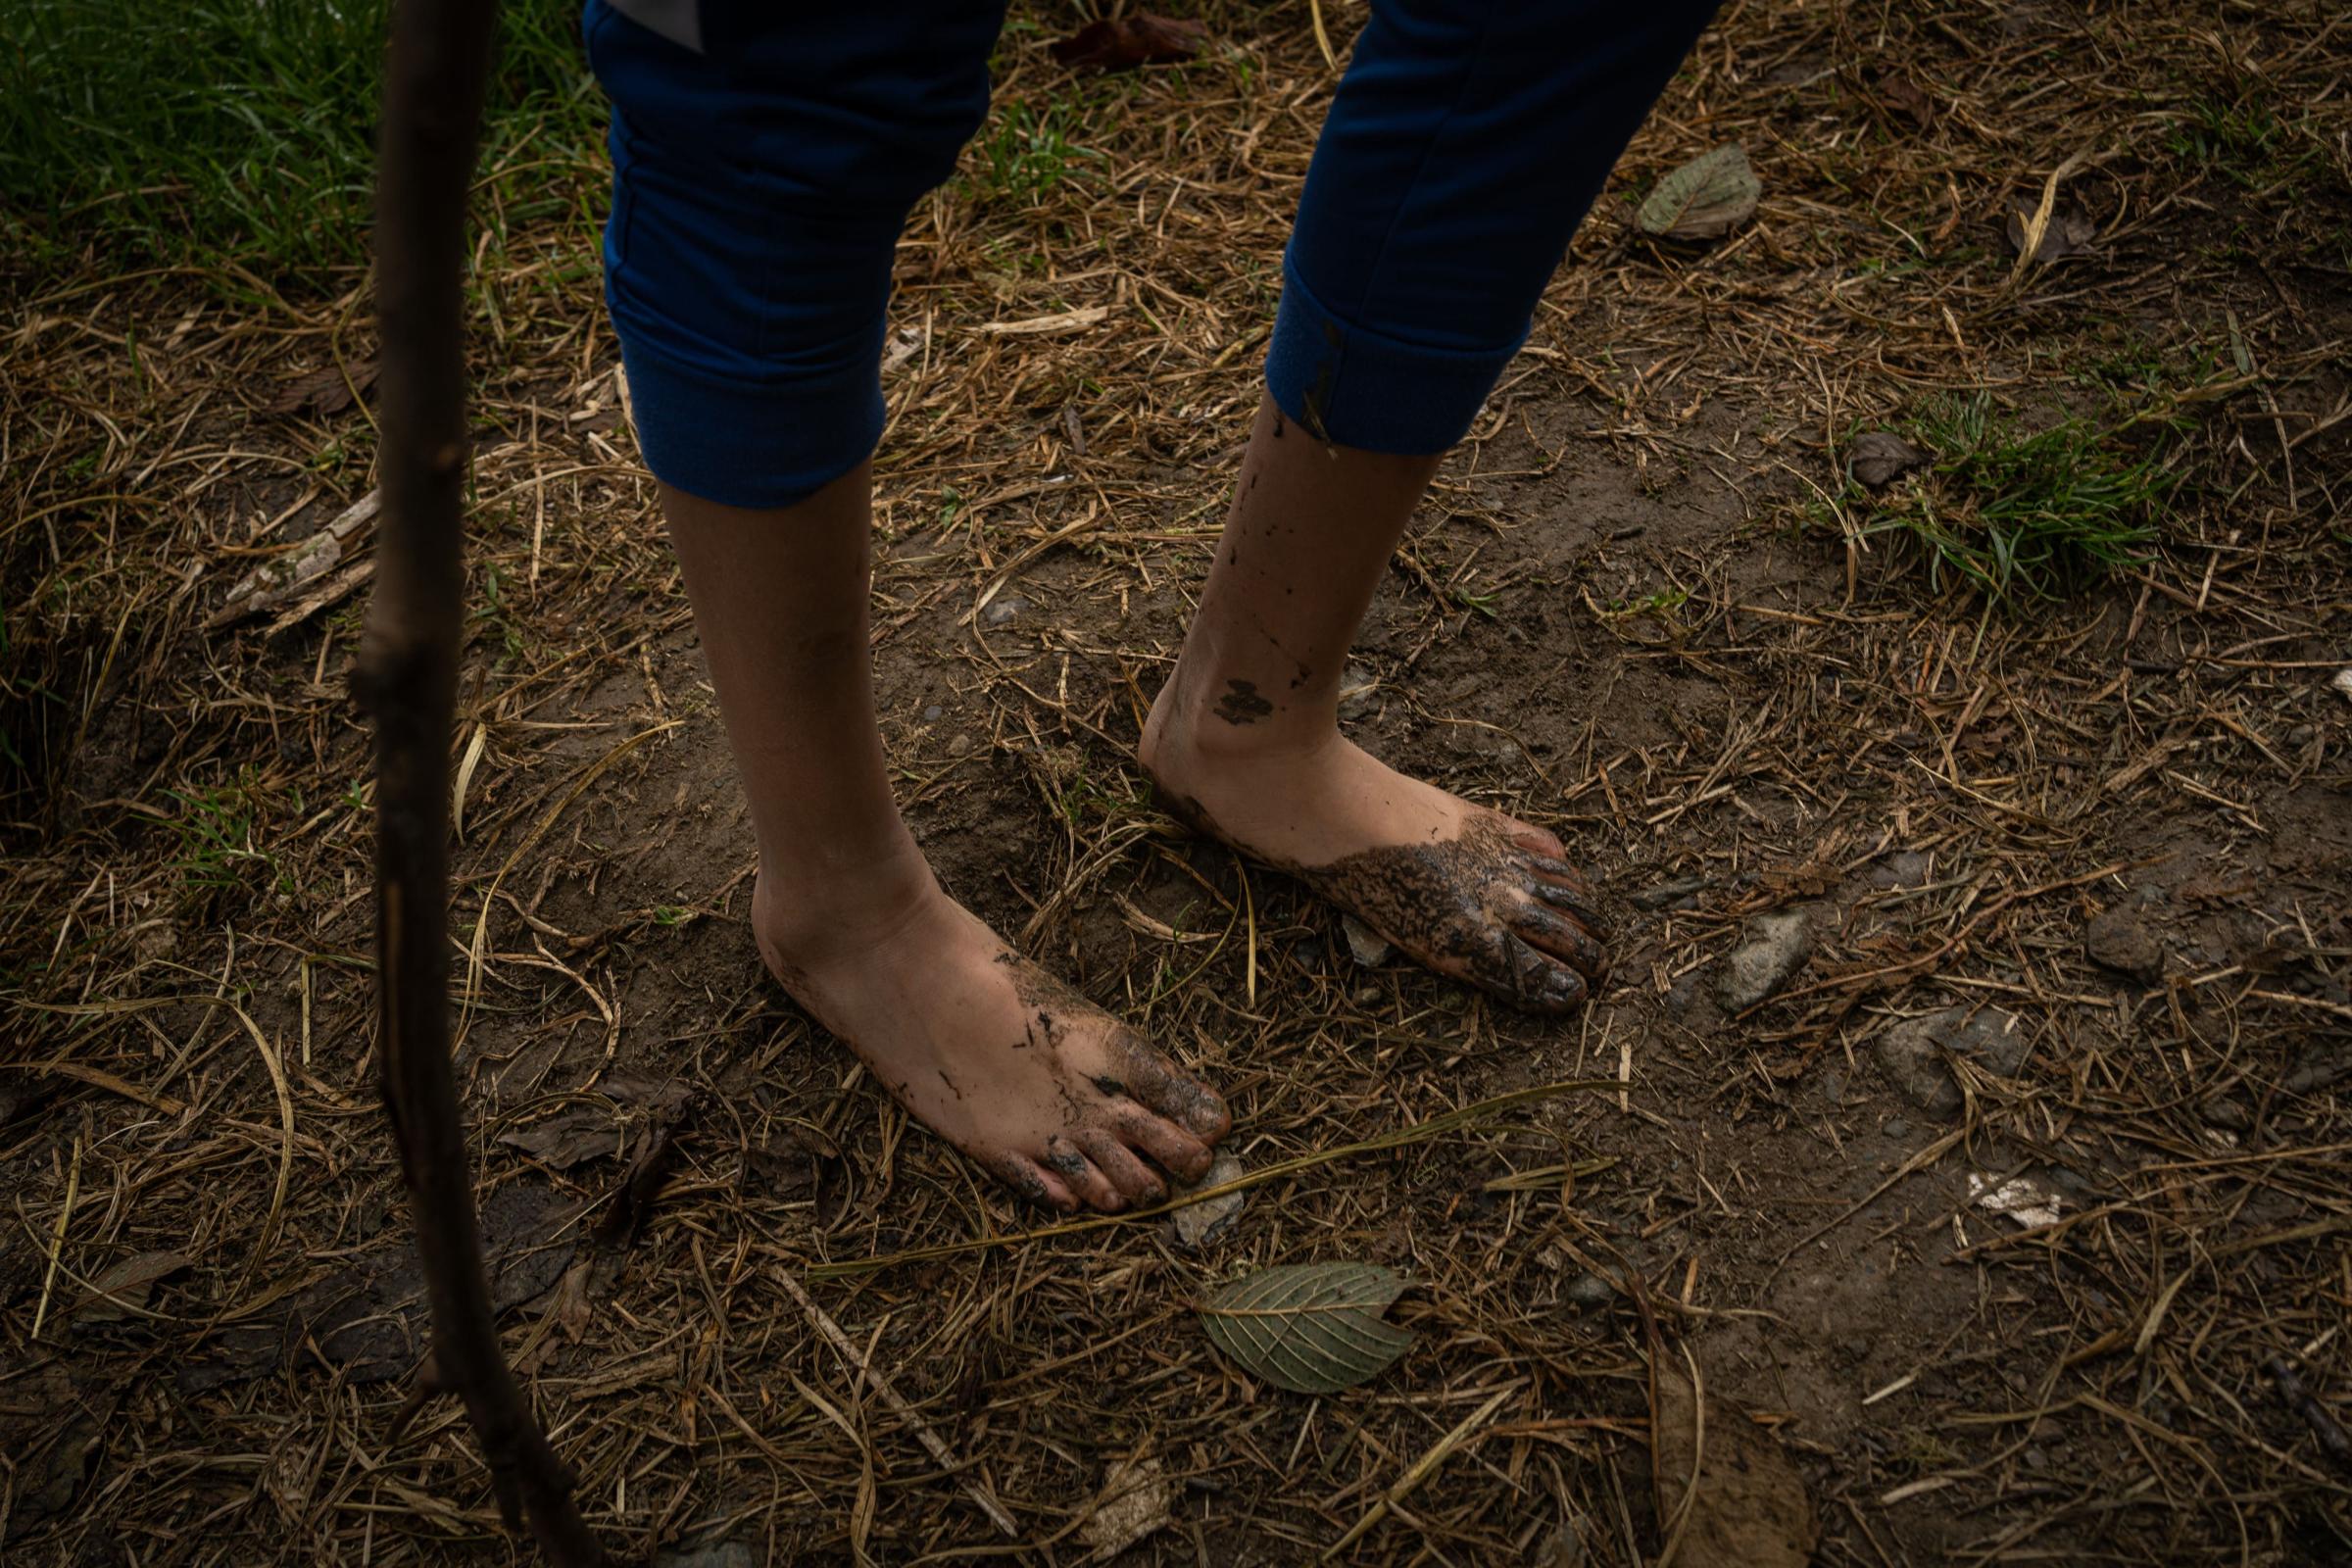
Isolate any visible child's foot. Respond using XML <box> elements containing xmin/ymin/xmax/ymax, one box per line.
<box><xmin>753</xmin><ymin>860</ymin><xmax>1230</xmax><ymax>1212</ymax></box>
<box><xmin>1140</xmin><ymin>684</ymin><xmax>1609</xmax><ymax>1012</ymax></box>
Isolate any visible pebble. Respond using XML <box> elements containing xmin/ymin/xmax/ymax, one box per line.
<box><xmin>1883</xmin><ymin>1117</ymin><xmax>1911</xmax><ymax>1140</ymax></box>
<box><xmin>1875</xmin><ymin>1006</ymin><xmax>2028</xmax><ymax>1116</ymax></box>
<box><xmin>922</xmin><ymin>705</ymin><xmax>943</xmax><ymax>721</ymax></box>
<box><xmin>1716</xmin><ymin>910</ymin><xmax>1813</xmax><ymax>1011</ymax></box>
<box><xmin>1172</xmin><ymin>1151</ymin><xmax>1248</xmax><ymax>1250</ymax></box>
<box><xmin>980</xmin><ymin>594</ymin><xmax>1028</xmax><ymax>627</ymax></box>
<box><xmin>1342</xmin><ymin>913</ymin><xmax>1393</xmax><ymax>967</ymax></box>
<box><xmin>2085</xmin><ymin>905</ymin><xmax>2165</xmax><ymax>986</ymax></box>
<box><xmin>1565</xmin><ymin>1272</ymin><xmax>1614</xmax><ymax>1307</ymax></box>
<box><xmin>1337</xmin><ymin>662</ymin><xmax>1379</xmax><ymax>720</ymax></box>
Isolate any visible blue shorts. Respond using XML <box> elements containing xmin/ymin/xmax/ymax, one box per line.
<box><xmin>587</xmin><ymin>0</ymin><xmax>1720</xmax><ymax>508</ymax></box>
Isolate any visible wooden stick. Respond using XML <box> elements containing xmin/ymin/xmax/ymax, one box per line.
<box><xmin>358</xmin><ymin>1</ymin><xmax>602</xmax><ymax>1560</ymax></box>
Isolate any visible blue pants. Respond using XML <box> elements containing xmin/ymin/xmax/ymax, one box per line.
<box><xmin>587</xmin><ymin>0</ymin><xmax>1721</xmax><ymax>509</ymax></box>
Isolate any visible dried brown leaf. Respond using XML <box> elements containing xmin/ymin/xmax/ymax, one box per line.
<box><xmin>1050</xmin><ymin>15</ymin><xmax>1204</xmax><ymax>72</ymax></box>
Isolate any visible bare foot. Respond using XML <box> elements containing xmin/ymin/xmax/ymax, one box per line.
<box><xmin>1140</xmin><ymin>683</ymin><xmax>1609</xmax><ymax>1011</ymax></box>
<box><xmin>753</xmin><ymin>858</ymin><xmax>1230</xmax><ymax>1212</ymax></box>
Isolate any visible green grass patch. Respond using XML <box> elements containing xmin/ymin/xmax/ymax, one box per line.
<box><xmin>0</xmin><ymin>0</ymin><xmax>604</xmax><ymax>292</ymax></box>
<box><xmin>1840</xmin><ymin>395</ymin><xmax>2174</xmax><ymax>606</ymax></box>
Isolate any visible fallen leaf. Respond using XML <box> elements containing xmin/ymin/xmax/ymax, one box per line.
<box><xmin>2003</xmin><ymin>197</ymin><xmax>2096</xmax><ymax>264</ymax></box>
<box><xmin>1847</xmin><ymin>430</ymin><xmax>1928</xmax><ymax>489</ymax></box>
<box><xmin>1652</xmin><ymin>1368</ymin><xmax>1819</xmax><ymax>1567</ymax></box>
<box><xmin>1200</xmin><ymin>1261</ymin><xmax>1414</xmax><ymax>1394</ymax></box>
<box><xmin>1172</xmin><ymin>1150</ymin><xmax>1248</xmax><ymax>1250</ymax></box>
<box><xmin>498</xmin><ymin>1071</ymin><xmax>697</xmax><ymax>1170</ymax></box>
<box><xmin>1050</xmin><ymin>15</ymin><xmax>1204</xmax><ymax>72</ymax></box>
<box><xmin>1874</xmin><ymin>70</ymin><xmax>1936</xmax><ymax>126</ymax></box>
<box><xmin>266</xmin><ymin>359</ymin><xmax>377</xmax><ymax>417</ymax></box>
<box><xmin>1968</xmin><ymin>1171</ymin><xmax>2065</xmax><ymax>1228</ymax></box>
<box><xmin>1637</xmin><ymin>145</ymin><xmax>1759</xmax><ymax>242</ymax></box>
<box><xmin>72</xmin><ymin>1250</ymin><xmax>189</xmax><ymax>1324</ymax></box>
<box><xmin>1081</xmin><ymin>1454</ymin><xmax>1172</xmax><ymax>1560</ymax></box>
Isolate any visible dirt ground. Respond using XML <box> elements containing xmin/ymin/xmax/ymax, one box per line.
<box><xmin>5</xmin><ymin>2</ymin><xmax>2350</xmax><ymax>1564</ymax></box>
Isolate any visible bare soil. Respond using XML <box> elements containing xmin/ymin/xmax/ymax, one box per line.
<box><xmin>4</xmin><ymin>3</ymin><xmax>2348</xmax><ymax>1564</ymax></box>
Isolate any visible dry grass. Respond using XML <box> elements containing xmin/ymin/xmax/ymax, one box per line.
<box><xmin>4</xmin><ymin>1</ymin><xmax>2349</xmax><ymax>1563</ymax></box>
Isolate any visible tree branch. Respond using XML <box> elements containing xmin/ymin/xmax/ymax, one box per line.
<box><xmin>358</xmin><ymin>2</ymin><xmax>604</xmax><ymax>1561</ymax></box>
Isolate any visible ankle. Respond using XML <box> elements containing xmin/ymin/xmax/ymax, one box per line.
<box><xmin>752</xmin><ymin>837</ymin><xmax>940</xmax><ymax>965</ymax></box>
<box><xmin>1146</xmin><ymin>662</ymin><xmax>1338</xmax><ymax>768</ymax></box>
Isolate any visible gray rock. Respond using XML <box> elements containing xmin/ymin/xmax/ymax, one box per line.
<box><xmin>1337</xmin><ymin>662</ymin><xmax>1379</xmax><ymax>720</ymax></box>
<box><xmin>1342</xmin><ymin>913</ymin><xmax>1393</xmax><ymax>967</ymax></box>
<box><xmin>1172</xmin><ymin>1151</ymin><xmax>1248</xmax><ymax>1250</ymax></box>
<box><xmin>1874</xmin><ymin>1005</ymin><xmax>2028</xmax><ymax>1115</ymax></box>
<box><xmin>2085</xmin><ymin>905</ymin><xmax>2164</xmax><ymax>985</ymax></box>
<box><xmin>1565</xmin><ymin>1271</ymin><xmax>1614</xmax><ymax>1307</ymax></box>
<box><xmin>1715</xmin><ymin>911</ymin><xmax>1812</xmax><ymax>1010</ymax></box>
<box><xmin>1867</xmin><ymin>850</ymin><xmax>1933</xmax><ymax>889</ymax></box>
<box><xmin>1883</xmin><ymin>1117</ymin><xmax>1911</xmax><ymax>1140</ymax></box>
<box><xmin>980</xmin><ymin>593</ymin><xmax>1028</xmax><ymax>627</ymax></box>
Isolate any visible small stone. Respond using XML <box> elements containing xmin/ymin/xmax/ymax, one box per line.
<box><xmin>1867</xmin><ymin>850</ymin><xmax>1933</xmax><ymax>889</ymax></box>
<box><xmin>1716</xmin><ymin>910</ymin><xmax>1812</xmax><ymax>1011</ymax></box>
<box><xmin>1883</xmin><ymin>1116</ymin><xmax>1911</xmax><ymax>1140</ymax></box>
<box><xmin>2202</xmin><ymin>1099</ymin><xmax>2250</xmax><ymax>1131</ymax></box>
<box><xmin>1172</xmin><ymin>1151</ymin><xmax>1247</xmax><ymax>1249</ymax></box>
<box><xmin>2085</xmin><ymin>905</ymin><xmax>2164</xmax><ymax>986</ymax></box>
<box><xmin>980</xmin><ymin>594</ymin><xmax>1027</xmax><ymax>627</ymax></box>
<box><xmin>1874</xmin><ymin>1006</ymin><xmax>2028</xmax><ymax>1115</ymax></box>
<box><xmin>1337</xmin><ymin>663</ymin><xmax>1379</xmax><ymax>720</ymax></box>
<box><xmin>1565</xmin><ymin>1272</ymin><xmax>1614</xmax><ymax>1307</ymax></box>
<box><xmin>1342</xmin><ymin>913</ymin><xmax>1393</xmax><ymax>967</ymax></box>
<box><xmin>922</xmin><ymin>704</ymin><xmax>943</xmax><ymax>721</ymax></box>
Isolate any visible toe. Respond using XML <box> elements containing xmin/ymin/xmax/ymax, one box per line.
<box><xmin>1501</xmin><ymin>816</ymin><xmax>1569</xmax><ymax>859</ymax></box>
<box><xmin>1496</xmin><ymin>931</ymin><xmax>1590</xmax><ymax>1012</ymax></box>
<box><xmin>992</xmin><ymin>1152</ymin><xmax>1079</xmax><ymax>1213</ymax></box>
<box><xmin>1526</xmin><ymin>867</ymin><xmax>1611</xmax><ymax>939</ymax></box>
<box><xmin>1081</xmin><ymin>1131</ymin><xmax>1169</xmax><ymax>1207</ymax></box>
<box><xmin>1508</xmin><ymin>900</ymin><xmax>1609</xmax><ymax>980</ymax></box>
<box><xmin>1113</xmin><ymin>1107</ymin><xmax>1214</xmax><ymax>1182</ymax></box>
<box><xmin>1043</xmin><ymin>1136</ymin><xmax>1126</xmax><ymax>1212</ymax></box>
<box><xmin>1109</xmin><ymin>1028</ymin><xmax>1232</xmax><ymax>1143</ymax></box>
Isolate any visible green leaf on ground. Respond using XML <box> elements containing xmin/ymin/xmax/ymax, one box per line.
<box><xmin>1200</xmin><ymin>1261</ymin><xmax>1413</xmax><ymax>1394</ymax></box>
<box><xmin>1637</xmin><ymin>144</ymin><xmax>1760</xmax><ymax>241</ymax></box>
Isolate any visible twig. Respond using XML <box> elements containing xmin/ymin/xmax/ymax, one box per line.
<box><xmin>771</xmin><ymin>1266</ymin><xmax>1022</xmax><ymax>1539</ymax></box>
<box><xmin>1320</xmin><ymin>1383</ymin><xmax>1519</xmax><ymax>1560</ymax></box>
<box><xmin>805</xmin><ymin>1079</ymin><xmax>1617</xmax><ymax>1279</ymax></box>
<box><xmin>356</xmin><ymin>0</ymin><xmax>603</xmax><ymax>1560</ymax></box>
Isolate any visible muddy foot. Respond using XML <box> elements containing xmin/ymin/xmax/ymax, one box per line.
<box><xmin>1141</xmin><ymin>694</ymin><xmax>1609</xmax><ymax>1012</ymax></box>
<box><xmin>754</xmin><ymin>867</ymin><xmax>1229</xmax><ymax>1212</ymax></box>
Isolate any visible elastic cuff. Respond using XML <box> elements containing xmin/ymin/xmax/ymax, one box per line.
<box><xmin>1262</xmin><ymin>258</ymin><xmax>1525</xmax><ymax>455</ymax></box>
<box><xmin>615</xmin><ymin>337</ymin><xmax>884</xmax><ymax>510</ymax></box>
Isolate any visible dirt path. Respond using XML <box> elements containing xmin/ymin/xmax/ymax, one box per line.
<box><xmin>4</xmin><ymin>3</ymin><xmax>2348</xmax><ymax>1563</ymax></box>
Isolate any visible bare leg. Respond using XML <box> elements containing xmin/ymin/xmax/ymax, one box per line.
<box><xmin>664</xmin><ymin>466</ymin><xmax>1228</xmax><ymax>1210</ymax></box>
<box><xmin>1142</xmin><ymin>395</ymin><xmax>1609</xmax><ymax>1010</ymax></box>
